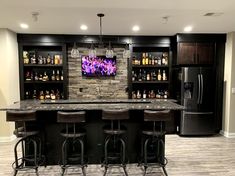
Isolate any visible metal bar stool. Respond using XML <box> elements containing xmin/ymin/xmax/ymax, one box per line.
<box><xmin>102</xmin><ymin>109</ymin><xmax>129</xmax><ymax>176</ymax></box>
<box><xmin>57</xmin><ymin>111</ymin><xmax>87</xmax><ymax>176</ymax></box>
<box><xmin>6</xmin><ymin>110</ymin><xmax>44</xmax><ymax>176</ymax></box>
<box><xmin>139</xmin><ymin>110</ymin><xmax>171</xmax><ymax>176</ymax></box>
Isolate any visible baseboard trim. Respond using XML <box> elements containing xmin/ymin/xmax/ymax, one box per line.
<box><xmin>220</xmin><ymin>130</ymin><xmax>235</xmax><ymax>138</ymax></box>
<box><xmin>0</xmin><ymin>135</ymin><xmax>16</xmax><ymax>142</ymax></box>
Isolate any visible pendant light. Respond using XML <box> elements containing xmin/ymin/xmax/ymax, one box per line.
<box><xmin>88</xmin><ymin>13</ymin><xmax>114</xmax><ymax>58</ymax></box>
<box><xmin>71</xmin><ymin>42</ymin><xmax>79</xmax><ymax>58</ymax></box>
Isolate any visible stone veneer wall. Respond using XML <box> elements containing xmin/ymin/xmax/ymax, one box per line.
<box><xmin>68</xmin><ymin>47</ymin><xmax>128</xmax><ymax>99</ymax></box>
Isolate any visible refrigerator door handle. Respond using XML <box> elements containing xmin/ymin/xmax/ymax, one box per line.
<box><xmin>197</xmin><ymin>74</ymin><xmax>201</xmax><ymax>104</ymax></box>
<box><xmin>200</xmin><ymin>74</ymin><xmax>203</xmax><ymax>104</ymax></box>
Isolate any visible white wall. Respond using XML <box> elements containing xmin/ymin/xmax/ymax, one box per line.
<box><xmin>222</xmin><ymin>32</ymin><xmax>235</xmax><ymax>138</ymax></box>
<box><xmin>0</xmin><ymin>29</ymin><xmax>19</xmax><ymax>142</ymax></box>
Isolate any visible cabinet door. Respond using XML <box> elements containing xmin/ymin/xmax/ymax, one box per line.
<box><xmin>196</xmin><ymin>43</ymin><xmax>214</xmax><ymax>65</ymax></box>
<box><xmin>177</xmin><ymin>43</ymin><xmax>196</xmax><ymax>65</ymax></box>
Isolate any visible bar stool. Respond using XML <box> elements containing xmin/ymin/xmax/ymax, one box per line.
<box><xmin>6</xmin><ymin>110</ymin><xmax>43</xmax><ymax>176</ymax></box>
<box><xmin>102</xmin><ymin>109</ymin><xmax>129</xmax><ymax>176</ymax></box>
<box><xmin>57</xmin><ymin>111</ymin><xmax>87</xmax><ymax>176</ymax></box>
<box><xmin>139</xmin><ymin>110</ymin><xmax>171</xmax><ymax>176</ymax></box>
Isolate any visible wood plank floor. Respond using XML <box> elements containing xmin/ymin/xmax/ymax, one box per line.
<box><xmin>0</xmin><ymin>134</ymin><xmax>235</xmax><ymax>176</ymax></box>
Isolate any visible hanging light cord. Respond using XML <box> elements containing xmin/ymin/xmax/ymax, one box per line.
<box><xmin>97</xmin><ymin>13</ymin><xmax>104</xmax><ymax>46</ymax></box>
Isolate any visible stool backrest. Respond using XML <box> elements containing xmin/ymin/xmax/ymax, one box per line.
<box><xmin>57</xmin><ymin>111</ymin><xmax>86</xmax><ymax>123</ymax></box>
<box><xmin>6</xmin><ymin>110</ymin><xmax>36</xmax><ymax>122</ymax></box>
<box><xmin>102</xmin><ymin>109</ymin><xmax>129</xmax><ymax>120</ymax></box>
<box><xmin>144</xmin><ymin>110</ymin><xmax>171</xmax><ymax>122</ymax></box>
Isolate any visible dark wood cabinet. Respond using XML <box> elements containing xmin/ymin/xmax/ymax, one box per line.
<box><xmin>18</xmin><ymin>43</ymin><xmax>68</xmax><ymax>100</ymax></box>
<box><xmin>177</xmin><ymin>42</ymin><xmax>214</xmax><ymax>65</ymax></box>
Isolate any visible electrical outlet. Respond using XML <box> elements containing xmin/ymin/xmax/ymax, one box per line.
<box><xmin>232</xmin><ymin>88</ymin><xmax>235</xmax><ymax>94</ymax></box>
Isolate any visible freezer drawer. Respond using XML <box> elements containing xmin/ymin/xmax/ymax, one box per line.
<box><xmin>180</xmin><ymin>111</ymin><xmax>215</xmax><ymax>135</ymax></box>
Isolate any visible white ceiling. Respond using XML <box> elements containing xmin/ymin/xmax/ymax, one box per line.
<box><xmin>0</xmin><ymin>0</ymin><xmax>235</xmax><ymax>35</ymax></box>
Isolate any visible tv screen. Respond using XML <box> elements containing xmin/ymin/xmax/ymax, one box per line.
<box><xmin>81</xmin><ymin>56</ymin><xmax>117</xmax><ymax>76</ymax></box>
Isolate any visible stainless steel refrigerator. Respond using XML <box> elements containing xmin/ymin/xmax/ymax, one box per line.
<box><xmin>177</xmin><ymin>67</ymin><xmax>215</xmax><ymax>135</ymax></box>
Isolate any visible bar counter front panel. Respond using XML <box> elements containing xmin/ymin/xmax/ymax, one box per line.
<box><xmin>2</xmin><ymin>99</ymin><xmax>184</xmax><ymax>164</ymax></box>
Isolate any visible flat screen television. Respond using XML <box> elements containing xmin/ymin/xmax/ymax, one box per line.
<box><xmin>81</xmin><ymin>56</ymin><xmax>117</xmax><ymax>76</ymax></box>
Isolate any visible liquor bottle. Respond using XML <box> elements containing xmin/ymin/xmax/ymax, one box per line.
<box><xmin>34</xmin><ymin>72</ymin><xmax>39</xmax><ymax>81</ymax></box>
<box><xmin>43</xmin><ymin>57</ymin><xmax>47</xmax><ymax>64</ymax></box>
<box><xmin>39</xmin><ymin>91</ymin><xmax>45</xmax><ymax>100</ymax></box>
<box><xmin>132</xmin><ymin>71</ymin><xmax>135</xmax><ymax>81</ymax></box>
<box><xmin>148</xmin><ymin>54</ymin><xmax>152</xmax><ymax>65</ymax></box>
<box><xmin>54</xmin><ymin>55</ymin><xmax>60</xmax><ymax>65</ymax></box>
<box><xmin>23</xmin><ymin>51</ymin><xmax>30</xmax><ymax>64</ymax></box>
<box><xmin>157</xmin><ymin>56</ymin><xmax>161</xmax><ymax>65</ymax></box>
<box><xmin>146</xmin><ymin>72</ymin><xmax>150</xmax><ymax>81</ymax></box>
<box><xmin>51</xmin><ymin>70</ymin><xmax>56</xmax><ymax>81</ymax></box>
<box><xmin>142</xmin><ymin>70</ymin><xmax>146</xmax><ymax>81</ymax></box>
<box><xmin>132</xmin><ymin>91</ymin><xmax>137</xmax><ymax>99</ymax></box>
<box><xmin>45</xmin><ymin>90</ymin><xmax>51</xmax><ymax>99</ymax></box>
<box><xmin>164</xmin><ymin>90</ymin><xmax>168</xmax><ymax>99</ymax></box>
<box><xmin>152</xmin><ymin>71</ymin><xmax>157</xmax><ymax>81</ymax></box>
<box><xmin>132</xmin><ymin>57</ymin><xmax>136</xmax><ymax>65</ymax></box>
<box><xmin>136</xmin><ymin>90</ymin><xmax>141</xmax><ymax>99</ymax></box>
<box><xmin>142</xmin><ymin>53</ymin><xmax>146</xmax><ymax>65</ymax></box>
<box><xmin>38</xmin><ymin>55</ymin><xmax>43</xmax><ymax>64</ymax></box>
<box><xmin>50</xmin><ymin>90</ymin><xmax>56</xmax><ymax>100</ymax></box>
<box><xmin>143</xmin><ymin>90</ymin><xmax>147</xmax><ymax>99</ymax></box>
<box><xmin>145</xmin><ymin>53</ymin><xmax>149</xmax><ymax>65</ymax></box>
<box><xmin>154</xmin><ymin>56</ymin><xmax>158</xmax><ymax>65</ymax></box>
<box><xmin>42</xmin><ymin>72</ymin><xmax>49</xmax><ymax>81</ymax></box>
<box><xmin>46</xmin><ymin>53</ymin><xmax>51</xmax><ymax>64</ymax></box>
<box><xmin>56</xmin><ymin>89</ymin><xmax>61</xmax><ymax>99</ymax></box>
<box><xmin>56</xmin><ymin>70</ymin><xmax>60</xmax><ymax>81</ymax></box>
<box><xmin>32</xmin><ymin>90</ymin><xmax>37</xmax><ymax>99</ymax></box>
<box><xmin>150</xmin><ymin>90</ymin><xmax>155</xmax><ymax>99</ymax></box>
<box><xmin>157</xmin><ymin>69</ymin><xmax>162</xmax><ymax>81</ymax></box>
<box><xmin>151</xmin><ymin>55</ymin><xmax>155</xmax><ymax>65</ymax></box>
<box><xmin>39</xmin><ymin>74</ymin><xmax>43</xmax><ymax>81</ymax></box>
<box><xmin>162</xmin><ymin>70</ymin><xmax>167</xmax><ymax>81</ymax></box>
<box><xmin>162</xmin><ymin>54</ymin><xmax>166</xmax><ymax>65</ymax></box>
<box><xmin>25</xmin><ymin>71</ymin><xmax>32</xmax><ymax>81</ymax></box>
<box><xmin>60</xmin><ymin>70</ymin><xmax>63</xmax><ymax>81</ymax></box>
<box><xmin>51</xmin><ymin>56</ymin><xmax>54</xmax><ymax>65</ymax></box>
<box><xmin>30</xmin><ymin>54</ymin><xmax>36</xmax><ymax>64</ymax></box>
<box><xmin>138</xmin><ymin>69</ymin><xmax>142</xmax><ymax>82</ymax></box>
<box><xmin>25</xmin><ymin>91</ymin><xmax>30</xmax><ymax>99</ymax></box>
<box><xmin>156</xmin><ymin>90</ymin><xmax>161</xmax><ymax>99</ymax></box>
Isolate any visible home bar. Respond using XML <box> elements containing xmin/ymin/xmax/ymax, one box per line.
<box><xmin>1</xmin><ymin>2</ymin><xmax>235</xmax><ymax>175</ymax></box>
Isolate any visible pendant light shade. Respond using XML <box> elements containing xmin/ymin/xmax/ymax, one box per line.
<box><xmin>106</xmin><ymin>41</ymin><xmax>114</xmax><ymax>58</ymax></box>
<box><xmin>88</xmin><ymin>42</ymin><xmax>96</xmax><ymax>58</ymax></box>
<box><xmin>71</xmin><ymin>42</ymin><xmax>79</xmax><ymax>58</ymax></box>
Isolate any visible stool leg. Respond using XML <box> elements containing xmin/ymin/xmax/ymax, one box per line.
<box><xmin>78</xmin><ymin>138</ymin><xmax>86</xmax><ymax>176</ymax></box>
<box><xmin>144</xmin><ymin>138</ymin><xmax>150</xmax><ymax>175</ymax></box>
<box><xmin>120</xmin><ymin>138</ymin><xmax>128</xmax><ymax>176</ymax></box>
<box><xmin>103</xmin><ymin>135</ymin><xmax>111</xmax><ymax>176</ymax></box>
<box><xmin>61</xmin><ymin>138</ymin><xmax>68</xmax><ymax>176</ymax></box>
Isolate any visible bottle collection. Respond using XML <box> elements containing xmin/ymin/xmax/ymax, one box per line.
<box><xmin>25</xmin><ymin>70</ymin><xmax>63</xmax><ymax>82</ymax></box>
<box><xmin>132</xmin><ymin>52</ymin><xmax>168</xmax><ymax>66</ymax></box>
<box><xmin>23</xmin><ymin>51</ymin><xmax>62</xmax><ymax>65</ymax></box>
<box><xmin>25</xmin><ymin>89</ymin><xmax>63</xmax><ymax>100</ymax></box>
<box><xmin>132</xmin><ymin>69</ymin><xmax>167</xmax><ymax>82</ymax></box>
<box><xmin>132</xmin><ymin>89</ymin><xmax>169</xmax><ymax>99</ymax></box>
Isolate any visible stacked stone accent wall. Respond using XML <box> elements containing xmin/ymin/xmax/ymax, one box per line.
<box><xmin>68</xmin><ymin>47</ymin><xmax>128</xmax><ymax>99</ymax></box>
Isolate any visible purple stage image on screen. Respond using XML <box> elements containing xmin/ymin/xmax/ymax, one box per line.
<box><xmin>82</xmin><ymin>56</ymin><xmax>117</xmax><ymax>76</ymax></box>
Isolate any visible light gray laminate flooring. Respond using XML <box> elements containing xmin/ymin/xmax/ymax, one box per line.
<box><xmin>0</xmin><ymin>135</ymin><xmax>235</xmax><ymax>176</ymax></box>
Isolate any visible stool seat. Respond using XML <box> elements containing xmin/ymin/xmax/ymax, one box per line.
<box><xmin>103</xmin><ymin>128</ymin><xmax>127</xmax><ymax>135</ymax></box>
<box><xmin>142</xmin><ymin>130</ymin><xmax>165</xmax><ymax>136</ymax></box>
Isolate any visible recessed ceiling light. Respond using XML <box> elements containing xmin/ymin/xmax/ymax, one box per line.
<box><xmin>20</xmin><ymin>23</ymin><xmax>29</xmax><ymax>29</ymax></box>
<box><xmin>184</xmin><ymin>25</ymin><xmax>193</xmax><ymax>32</ymax></box>
<box><xmin>80</xmin><ymin>25</ymin><xmax>88</xmax><ymax>30</ymax></box>
<box><xmin>132</xmin><ymin>25</ymin><xmax>140</xmax><ymax>32</ymax></box>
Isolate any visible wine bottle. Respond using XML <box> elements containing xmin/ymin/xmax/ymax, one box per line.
<box><xmin>157</xmin><ymin>69</ymin><xmax>162</xmax><ymax>81</ymax></box>
<box><xmin>142</xmin><ymin>53</ymin><xmax>146</xmax><ymax>65</ymax></box>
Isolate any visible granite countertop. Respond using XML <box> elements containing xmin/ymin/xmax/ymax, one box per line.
<box><xmin>0</xmin><ymin>99</ymin><xmax>184</xmax><ymax>111</ymax></box>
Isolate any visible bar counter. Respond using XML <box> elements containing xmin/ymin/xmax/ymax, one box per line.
<box><xmin>1</xmin><ymin>99</ymin><xmax>184</xmax><ymax>111</ymax></box>
<box><xmin>1</xmin><ymin>99</ymin><xmax>184</xmax><ymax>164</ymax></box>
